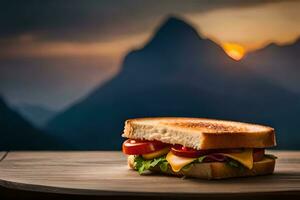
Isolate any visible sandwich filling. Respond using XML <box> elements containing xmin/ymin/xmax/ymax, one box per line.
<box><xmin>122</xmin><ymin>139</ymin><xmax>276</xmax><ymax>174</ymax></box>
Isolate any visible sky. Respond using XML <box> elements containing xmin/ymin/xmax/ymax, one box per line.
<box><xmin>0</xmin><ymin>0</ymin><xmax>299</xmax><ymax>110</ymax></box>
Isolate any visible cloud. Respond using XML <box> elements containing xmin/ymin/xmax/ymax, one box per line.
<box><xmin>0</xmin><ymin>0</ymin><xmax>287</xmax><ymax>43</ymax></box>
<box><xmin>185</xmin><ymin>0</ymin><xmax>300</xmax><ymax>52</ymax></box>
<box><xmin>0</xmin><ymin>33</ymin><xmax>148</xmax><ymax>60</ymax></box>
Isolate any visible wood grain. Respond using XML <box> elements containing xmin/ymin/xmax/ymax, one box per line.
<box><xmin>0</xmin><ymin>151</ymin><xmax>299</xmax><ymax>198</ymax></box>
<box><xmin>0</xmin><ymin>152</ymin><xmax>7</xmax><ymax>162</ymax></box>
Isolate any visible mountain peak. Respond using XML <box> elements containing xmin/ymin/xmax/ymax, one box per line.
<box><xmin>145</xmin><ymin>15</ymin><xmax>203</xmax><ymax>49</ymax></box>
<box><xmin>121</xmin><ymin>16</ymin><xmax>226</xmax><ymax>75</ymax></box>
<box><xmin>159</xmin><ymin>16</ymin><xmax>194</xmax><ymax>31</ymax></box>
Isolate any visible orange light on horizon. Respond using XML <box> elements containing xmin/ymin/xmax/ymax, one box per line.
<box><xmin>222</xmin><ymin>43</ymin><xmax>245</xmax><ymax>61</ymax></box>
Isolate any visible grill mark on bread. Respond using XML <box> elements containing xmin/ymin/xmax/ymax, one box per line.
<box><xmin>163</xmin><ymin>122</ymin><xmax>248</xmax><ymax>132</ymax></box>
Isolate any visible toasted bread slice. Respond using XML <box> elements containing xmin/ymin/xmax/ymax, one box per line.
<box><xmin>127</xmin><ymin>156</ymin><xmax>275</xmax><ymax>179</ymax></box>
<box><xmin>123</xmin><ymin>117</ymin><xmax>276</xmax><ymax>149</ymax></box>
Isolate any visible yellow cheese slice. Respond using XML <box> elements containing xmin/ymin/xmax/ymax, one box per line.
<box><xmin>221</xmin><ymin>149</ymin><xmax>253</xmax><ymax>169</ymax></box>
<box><xmin>165</xmin><ymin>149</ymin><xmax>254</xmax><ymax>173</ymax></box>
<box><xmin>166</xmin><ymin>151</ymin><xmax>197</xmax><ymax>172</ymax></box>
<box><xmin>142</xmin><ymin>147</ymin><xmax>170</xmax><ymax>160</ymax></box>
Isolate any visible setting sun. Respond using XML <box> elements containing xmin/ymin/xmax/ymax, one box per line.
<box><xmin>222</xmin><ymin>43</ymin><xmax>245</xmax><ymax>61</ymax></box>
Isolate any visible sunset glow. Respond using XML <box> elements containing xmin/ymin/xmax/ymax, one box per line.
<box><xmin>0</xmin><ymin>0</ymin><xmax>299</xmax><ymax>110</ymax></box>
<box><xmin>222</xmin><ymin>43</ymin><xmax>245</xmax><ymax>61</ymax></box>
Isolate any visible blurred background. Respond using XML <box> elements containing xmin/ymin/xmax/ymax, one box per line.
<box><xmin>0</xmin><ymin>0</ymin><xmax>299</xmax><ymax>150</ymax></box>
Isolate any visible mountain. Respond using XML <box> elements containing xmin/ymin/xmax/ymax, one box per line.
<box><xmin>241</xmin><ymin>39</ymin><xmax>300</xmax><ymax>94</ymax></box>
<box><xmin>15</xmin><ymin>103</ymin><xmax>57</xmax><ymax>128</ymax></box>
<box><xmin>47</xmin><ymin>16</ymin><xmax>300</xmax><ymax>150</ymax></box>
<box><xmin>0</xmin><ymin>97</ymin><xmax>64</xmax><ymax>150</ymax></box>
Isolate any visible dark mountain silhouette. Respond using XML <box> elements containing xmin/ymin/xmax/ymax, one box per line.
<box><xmin>47</xmin><ymin>16</ymin><xmax>300</xmax><ymax>150</ymax></box>
<box><xmin>15</xmin><ymin>103</ymin><xmax>57</xmax><ymax>128</ymax></box>
<box><xmin>244</xmin><ymin>38</ymin><xmax>300</xmax><ymax>64</ymax></box>
<box><xmin>241</xmin><ymin>38</ymin><xmax>300</xmax><ymax>94</ymax></box>
<box><xmin>0</xmin><ymin>96</ymin><xmax>63</xmax><ymax>150</ymax></box>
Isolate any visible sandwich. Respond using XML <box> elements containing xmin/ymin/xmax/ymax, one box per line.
<box><xmin>122</xmin><ymin>117</ymin><xmax>276</xmax><ymax>179</ymax></box>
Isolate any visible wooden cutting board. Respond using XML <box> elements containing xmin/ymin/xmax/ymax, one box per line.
<box><xmin>0</xmin><ymin>151</ymin><xmax>299</xmax><ymax>199</ymax></box>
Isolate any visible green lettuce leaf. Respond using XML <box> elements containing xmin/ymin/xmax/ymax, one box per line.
<box><xmin>160</xmin><ymin>161</ymin><xmax>169</xmax><ymax>172</ymax></box>
<box><xmin>134</xmin><ymin>156</ymin><xmax>168</xmax><ymax>174</ymax></box>
<box><xmin>198</xmin><ymin>155</ymin><xmax>206</xmax><ymax>163</ymax></box>
<box><xmin>225</xmin><ymin>159</ymin><xmax>245</xmax><ymax>172</ymax></box>
<box><xmin>227</xmin><ymin>160</ymin><xmax>240</xmax><ymax>168</ymax></box>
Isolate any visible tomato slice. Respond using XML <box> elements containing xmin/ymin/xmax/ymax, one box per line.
<box><xmin>253</xmin><ymin>148</ymin><xmax>265</xmax><ymax>162</ymax></box>
<box><xmin>171</xmin><ymin>145</ymin><xmax>257</xmax><ymax>158</ymax></box>
<box><xmin>122</xmin><ymin>139</ymin><xmax>169</xmax><ymax>155</ymax></box>
<box><xmin>171</xmin><ymin>145</ymin><xmax>210</xmax><ymax>158</ymax></box>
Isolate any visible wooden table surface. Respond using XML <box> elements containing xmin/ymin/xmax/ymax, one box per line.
<box><xmin>0</xmin><ymin>151</ymin><xmax>299</xmax><ymax>199</ymax></box>
<box><xmin>0</xmin><ymin>152</ymin><xmax>7</xmax><ymax>161</ymax></box>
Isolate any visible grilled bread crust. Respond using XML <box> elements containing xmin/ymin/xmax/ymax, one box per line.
<box><xmin>127</xmin><ymin>156</ymin><xmax>275</xmax><ymax>179</ymax></box>
<box><xmin>123</xmin><ymin>117</ymin><xmax>276</xmax><ymax>149</ymax></box>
